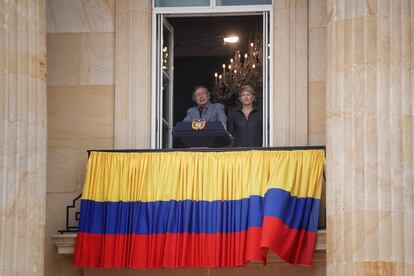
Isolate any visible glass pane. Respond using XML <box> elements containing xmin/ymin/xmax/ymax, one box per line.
<box><xmin>162</xmin><ymin>19</ymin><xmax>172</xmax><ymax>130</ymax></box>
<box><xmin>162</xmin><ymin>76</ymin><xmax>170</xmax><ymax>120</ymax></box>
<box><xmin>216</xmin><ymin>0</ymin><xmax>271</xmax><ymax>5</ymax></box>
<box><xmin>162</xmin><ymin>28</ymin><xmax>171</xmax><ymax>74</ymax></box>
<box><xmin>155</xmin><ymin>0</ymin><xmax>209</xmax><ymax>7</ymax></box>
<box><xmin>162</xmin><ymin>122</ymin><xmax>171</xmax><ymax>148</ymax></box>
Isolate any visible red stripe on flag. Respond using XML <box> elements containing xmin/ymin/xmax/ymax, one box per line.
<box><xmin>74</xmin><ymin>219</ymin><xmax>318</xmax><ymax>268</ymax></box>
<box><xmin>74</xmin><ymin>227</ymin><xmax>265</xmax><ymax>268</ymax></box>
<box><xmin>260</xmin><ymin>216</ymin><xmax>317</xmax><ymax>266</ymax></box>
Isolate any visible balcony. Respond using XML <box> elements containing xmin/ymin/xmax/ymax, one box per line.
<box><xmin>52</xmin><ymin>147</ymin><xmax>327</xmax><ymax>266</ymax></box>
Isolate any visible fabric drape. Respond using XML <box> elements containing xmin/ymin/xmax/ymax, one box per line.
<box><xmin>73</xmin><ymin>150</ymin><xmax>324</xmax><ymax>268</ymax></box>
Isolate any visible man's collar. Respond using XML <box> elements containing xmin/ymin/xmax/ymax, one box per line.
<box><xmin>199</xmin><ymin>102</ymin><xmax>210</xmax><ymax>109</ymax></box>
<box><xmin>237</xmin><ymin>107</ymin><xmax>258</xmax><ymax>113</ymax></box>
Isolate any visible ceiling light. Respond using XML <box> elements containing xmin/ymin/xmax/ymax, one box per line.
<box><xmin>223</xmin><ymin>36</ymin><xmax>239</xmax><ymax>44</ymax></box>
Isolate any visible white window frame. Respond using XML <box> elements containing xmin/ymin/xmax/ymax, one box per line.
<box><xmin>151</xmin><ymin>2</ymin><xmax>273</xmax><ymax>148</ymax></box>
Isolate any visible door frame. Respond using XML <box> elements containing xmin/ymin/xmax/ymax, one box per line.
<box><xmin>151</xmin><ymin>5</ymin><xmax>273</xmax><ymax>149</ymax></box>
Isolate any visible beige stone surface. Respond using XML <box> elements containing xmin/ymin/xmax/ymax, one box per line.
<box><xmin>47</xmin><ymin>33</ymin><xmax>115</xmax><ymax>86</ymax></box>
<box><xmin>45</xmin><ymin>0</ymin><xmax>116</xmax><ymax>274</ymax></box>
<box><xmin>84</xmin><ymin>261</ymin><xmax>326</xmax><ymax>276</ymax></box>
<box><xmin>46</xmin><ymin>83</ymin><xmax>114</xmax><ymax>272</ymax></box>
<box><xmin>209</xmin><ymin>262</ymin><xmax>326</xmax><ymax>276</ymax></box>
<box><xmin>42</xmin><ymin>1</ymin><xmax>331</xmax><ymax>276</ymax></box>
<box><xmin>0</xmin><ymin>0</ymin><xmax>47</xmax><ymax>275</ymax></box>
<box><xmin>309</xmin><ymin>27</ymin><xmax>327</xmax><ymax>82</ymax></box>
<box><xmin>46</xmin><ymin>193</ymin><xmax>82</xmax><ymax>235</ymax></box>
<box><xmin>326</xmin><ymin>0</ymin><xmax>414</xmax><ymax>274</ymax></box>
<box><xmin>308</xmin><ymin>81</ymin><xmax>326</xmax><ymax>138</ymax></box>
<box><xmin>308</xmin><ymin>0</ymin><xmax>328</xmax><ymax>28</ymax></box>
<box><xmin>272</xmin><ymin>0</ymin><xmax>308</xmax><ymax>146</ymax></box>
<box><xmin>84</xmin><ymin>259</ymin><xmax>326</xmax><ymax>276</ymax></box>
<box><xmin>47</xmin><ymin>85</ymin><xmax>114</xmax><ymax>140</ymax></box>
<box><xmin>45</xmin><ymin>240</ymin><xmax>82</xmax><ymax>276</ymax></box>
<box><xmin>80</xmin><ymin>32</ymin><xmax>115</xmax><ymax>85</ymax></box>
<box><xmin>47</xmin><ymin>33</ymin><xmax>81</xmax><ymax>86</ymax></box>
<box><xmin>115</xmin><ymin>0</ymin><xmax>152</xmax><ymax>149</ymax></box>
<box><xmin>45</xmin><ymin>80</ymin><xmax>114</xmax><ymax>271</ymax></box>
<box><xmin>51</xmin><ymin>233</ymin><xmax>77</xmax><ymax>255</ymax></box>
<box><xmin>45</xmin><ymin>193</ymin><xmax>83</xmax><ymax>276</ymax></box>
<box><xmin>46</xmin><ymin>0</ymin><xmax>114</xmax><ymax>33</ymax></box>
<box><xmin>47</xmin><ymin>137</ymin><xmax>113</xmax><ymax>193</ymax></box>
<box><xmin>309</xmin><ymin>134</ymin><xmax>326</xmax><ymax>146</ymax></box>
<box><xmin>308</xmin><ymin>0</ymin><xmax>327</xmax><ymax>147</ymax></box>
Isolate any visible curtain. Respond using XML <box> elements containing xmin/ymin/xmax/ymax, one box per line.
<box><xmin>73</xmin><ymin>149</ymin><xmax>324</xmax><ymax>268</ymax></box>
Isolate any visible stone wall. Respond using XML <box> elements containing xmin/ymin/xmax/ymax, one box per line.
<box><xmin>326</xmin><ymin>0</ymin><xmax>414</xmax><ymax>274</ymax></box>
<box><xmin>45</xmin><ymin>0</ymin><xmax>328</xmax><ymax>275</ymax></box>
<box><xmin>45</xmin><ymin>0</ymin><xmax>115</xmax><ymax>275</ymax></box>
<box><xmin>0</xmin><ymin>0</ymin><xmax>47</xmax><ymax>275</ymax></box>
<box><xmin>308</xmin><ymin>0</ymin><xmax>327</xmax><ymax>146</ymax></box>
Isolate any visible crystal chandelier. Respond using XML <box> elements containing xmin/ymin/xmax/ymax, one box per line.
<box><xmin>211</xmin><ymin>35</ymin><xmax>263</xmax><ymax>104</ymax></box>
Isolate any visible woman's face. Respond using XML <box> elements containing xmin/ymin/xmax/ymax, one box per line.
<box><xmin>239</xmin><ymin>90</ymin><xmax>255</xmax><ymax>106</ymax></box>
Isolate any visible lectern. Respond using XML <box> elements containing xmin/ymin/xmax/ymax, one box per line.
<box><xmin>172</xmin><ymin>121</ymin><xmax>231</xmax><ymax>148</ymax></box>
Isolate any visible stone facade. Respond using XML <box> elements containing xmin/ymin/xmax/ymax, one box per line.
<box><xmin>45</xmin><ymin>0</ymin><xmax>115</xmax><ymax>275</ymax></box>
<box><xmin>326</xmin><ymin>0</ymin><xmax>414</xmax><ymax>274</ymax></box>
<box><xmin>4</xmin><ymin>0</ymin><xmax>412</xmax><ymax>275</ymax></box>
<box><xmin>0</xmin><ymin>0</ymin><xmax>47</xmax><ymax>275</ymax></box>
<box><xmin>115</xmin><ymin>0</ymin><xmax>152</xmax><ymax>149</ymax></box>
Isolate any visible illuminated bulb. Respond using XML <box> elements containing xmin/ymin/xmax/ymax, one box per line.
<box><xmin>228</xmin><ymin>65</ymin><xmax>232</xmax><ymax>69</ymax></box>
<box><xmin>214</xmin><ymin>72</ymin><xmax>218</xmax><ymax>77</ymax></box>
<box><xmin>250</xmin><ymin>43</ymin><xmax>254</xmax><ymax>47</ymax></box>
<box><xmin>234</xmin><ymin>70</ymin><xmax>237</xmax><ymax>73</ymax></box>
<box><xmin>230</xmin><ymin>58</ymin><xmax>233</xmax><ymax>63</ymax></box>
<box><xmin>222</xmin><ymin>64</ymin><xmax>226</xmax><ymax>68</ymax></box>
<box><xmin>223</xmin><ymin>36</ymin><xmax>239</xmax><ymax>43</ymax></box>
<box><xmin>252</xmin><ymin>64</ymin><xmax>256</xmax><ymax>69</ymax></box>
<box><xmin>244</xmin><ymin>53</ymin><xmax>248</xmax><ymax>58</ymax></box>
<box><xmin>219</xmin><ymin>75</ymin><xmax>222</xmax><ymax>79</ymax></box>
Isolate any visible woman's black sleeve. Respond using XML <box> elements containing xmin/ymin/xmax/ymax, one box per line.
<box><xmin>227</xmin><ymin>113</ymin><xmax>235</xmax><ymax>135</ymax></box>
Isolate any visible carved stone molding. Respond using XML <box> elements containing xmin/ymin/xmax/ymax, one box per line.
<box><xmin>114</xmin><ymin>0</ymin><xmax>152</xmax><ymax>149</ymax></box>
<box><xmin>326</xmin><ymin>0</ymin><xmax>414</xmax><ymax>274</ymax></box>
<box><xmin>0</xmin><ymin>0</ymin><xmax>47</xmax><ymax>275</ymax></box>
<box><xmin>272</xmin><ymin>0</ymin><xmax>308</xmax><ymax>146</ymax></box>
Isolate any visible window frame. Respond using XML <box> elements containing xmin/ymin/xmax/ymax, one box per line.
<box><xmin>151</xmin><ymin>3</ymin><xmax>273</xmax><ymax>149</ymax></box>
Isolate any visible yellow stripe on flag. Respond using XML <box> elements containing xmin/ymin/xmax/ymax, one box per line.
<box><xmin>81</xmin><ymin>150</ymin><xmax>325</xmax><ymax>202</ymax></box>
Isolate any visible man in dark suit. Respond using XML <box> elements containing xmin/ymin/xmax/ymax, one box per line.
<box><xmin>183</xmin><ymin>85</ymin><xmax>227</xmax><ymax>124</ymax></box>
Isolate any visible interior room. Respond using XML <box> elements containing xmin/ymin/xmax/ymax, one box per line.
<box><xmin>169</xmin><ymin>15</ymin><xmax>263</xmax><ymax>124</ymax></box>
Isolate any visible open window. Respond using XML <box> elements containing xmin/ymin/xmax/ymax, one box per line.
<box><xmin>152</xmin><ymin>5</ymin><xmax>271</xmax><ymax>149</ymax></box>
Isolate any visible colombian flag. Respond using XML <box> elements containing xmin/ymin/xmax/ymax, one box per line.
<box><xmin>73</xmin><ymin>150</ymin><xmax>324</xmax><ymax>268</ymax></box>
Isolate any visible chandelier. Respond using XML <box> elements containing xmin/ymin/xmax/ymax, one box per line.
<box><xmin>211</xmin><ymin>35</ymin><xmax>263</xmax><ymax>104</ymax></box>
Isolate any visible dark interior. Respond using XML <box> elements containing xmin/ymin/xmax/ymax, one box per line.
<box><xmin>169</xmin><ymin>15</ymin><xmax>263</xmax><ymax>124</ymax></box>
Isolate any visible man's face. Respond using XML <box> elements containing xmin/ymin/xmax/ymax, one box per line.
<box><xmin>194</xmin><ymin>88</ymin><xmax>209</xmax><ymax>107</ymax></box>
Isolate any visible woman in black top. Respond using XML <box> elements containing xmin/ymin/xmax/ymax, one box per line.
<box><xmin>227</xmin><ymin>85</ymin><xmax>262</xmax><ymax>147</ymax></box>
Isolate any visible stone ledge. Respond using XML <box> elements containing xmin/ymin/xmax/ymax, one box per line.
<box><xmin>52</xmin><ymin>230</ymin><xmax>326</xmax><ymax>263</ymax></box>
<box><xmin>51</xmin><ymin>233</ymin><xmax>78</xmax><ymax>255</ymax></box>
